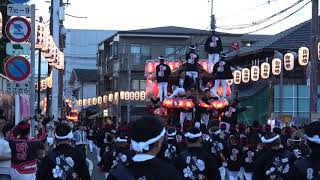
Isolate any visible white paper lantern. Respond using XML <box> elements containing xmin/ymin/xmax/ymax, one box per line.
<box><xmin>83</xmin><ymin>99</ymin><xmax>87</xmax><ymax>106</ymax></box>
<box><xmin>241</xmin><ymin>68</ymin><xmax>250</xmax><ymax>83</ymax></box>
<box><xmin>272</xmin><ymin>58</ymin><xmax>282</xmax><ymax>76</ymax></box>
<box><xmin>284</xmin><ymin>53</ymin><xmax>294</xmax><ymax>71</ymax></box>
<box><xmin>103</xmin><ymin>95</ymin><xmax>108</xmax><ymax>103</ymax></box>
<box><xmin>140</xmin><ymin>91</ymin><xmax>146</xmax><ymax>100</ymax></box>
<box><xmin>108</xmin><ymin>94</ymin><xmax>114</xmax><ymax>102</ymax></box>
<box><xmin>251</xmin><ymin>66</ymin><xmax>260</xmax><ymax>81</ymax></box>
<box><xmin>120</xmin><ymin>91</ymin><xmax>125</xmax><ymax>100</ymax></box>
<box><xmin>87</xmin><ymin>98</ymin><xmax>92</xmax><ymax>105</ymax></box>
<box><xmin>134</xmin><ymin>91</ymin><xmax>140</xmax><ymax>100</ymax></box>
<box><xmin>261</xmin><ymin>62</ymin><xmax>270</xmax><ymax>79</ymax></box>
<box><xmin>318</xmin><ymin>42</ymin><xmax>320</xmax><ymax>61</ymax></box>
<box><xmin>98</xmin><ymin>96</ymin><xmax>102</xmax><ymax>104</ymax></box>
<box><xmin>125</xmin><ymin>92</ymin><xmax>130</xmax><ymax>100</ymax></box>
<box><xmin>92</xmin><ymin>98</ymin><xmax>97</xmax><ymax>105</ymax></box>
<box><xmin>78</xmin><ymin>100</ymin><xmax>82</xmax><ymax>106</ymax></box>
<box><xmin>298</xmin><ymin>47</ymin><xmax>309</xmax><ymax>66</ymax></box>
<box><xmin>114</xmin><ymin>92</ymin><xmax>119</xmax><ymax>101</ymax></box>
<box><xmin>130</xmin><ymin>92</ymin><xmax>135</xmax><ymax>100</ymax></box>
<box><xmin>233</xmin><ymin>70</ymin><xmax>241</xmax><ymax>84</ymax></box>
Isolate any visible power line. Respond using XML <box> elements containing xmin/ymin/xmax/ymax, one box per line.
<box><xmin>216</xmin><ymin>0</ymin><xmax>305</xmax><ymax>30</ymax></box>
<box><xmin>246</xmin><ymin>0</ymin><xmax>311</xmax><ymax>34</ymax></box>
<box><xmin>216</xmin><ymin>0</ymin><xmax>279</xmax><ymax>20</ymax></box>
<box><xmin>65</xmin><ymin>13</ymin><xmax>87</xmax><ymax>19</ymax></box>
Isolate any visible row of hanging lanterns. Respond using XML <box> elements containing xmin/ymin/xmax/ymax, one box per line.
<box><xmin>231</xmin><ymin>46</ymin><xmax>310</xmax><ymax>85</ymax></box>
<box><xmin>75</xmin><ymin>91</ymin><xmax>146</xmax><ymax>107</ymax></box>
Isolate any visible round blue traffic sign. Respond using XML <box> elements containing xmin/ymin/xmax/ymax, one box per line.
<box><xmin>5</xmin><ymin>56</ymin><xmax>31</xmax><ymax>81</ymax></box>
<box><xmin>5</xmin><ymin>17</ymin><xmax>31</xmax><ymax>43</ymax></box>
<box><xmin>8</xmin><ymin>0</ymin><xmax>30</xmax><ymax>3</ymax></box>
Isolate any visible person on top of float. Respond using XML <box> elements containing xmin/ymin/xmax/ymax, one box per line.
<box><xmin>205</xmin><ymin>30</ymin><xmax>223</xmax><ymax>73</ymax></box>
<box><xmin>156</xmin><ymin>56</ymin><xmax>171</xmax><ymax>102</ymax></box>
<box><xmin>210</xmin><ymin>54</ymin><xmax>233</xmax><ymax>101</ymax></box>
<box><xmin>168</xmin><ymin>72</ymin><xmax>193</xmax><ymax>99</ymax></box>
<box><xmin>184</xmin><ymin>45</ymin><xmax>200</xmax><ymax>83</ymax></box>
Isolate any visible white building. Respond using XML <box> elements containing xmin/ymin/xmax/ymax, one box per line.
<box><xmin>63</xmin><ymin>29</ymin><xmax>115</xmax><ymax>98</ymax></box>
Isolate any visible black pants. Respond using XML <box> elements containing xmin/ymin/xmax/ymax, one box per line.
<box><xmin>76</xmin><ymin>144</ymin><xmax>87</xmax><ymax>158</ymax></box>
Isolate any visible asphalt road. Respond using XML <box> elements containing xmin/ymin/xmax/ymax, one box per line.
<box><xmin>87</xmin><ymin>149</ymin><xmax>105</xmax><ymax>180</ymax></box>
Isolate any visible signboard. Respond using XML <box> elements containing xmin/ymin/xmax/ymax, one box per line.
<box><xmin>8</xmin><ymin>0</ymin><xmax>30</xmax><ymax>4</ymax></box>
<box><xmin>5</xmin><ymin>17</ymin><xmax>31</xmax><ymax>42</ymax></box>
<box><xmin>278</xmin><ymin>114</ymin><xmax>292</xmax><ymax>123</ymax></box>
<box><xmin>5</xmin><ymin>56</ymin><xmax>31</xmax><ymax>81</ymax></box>
<box><xmin>7</xmin><ymin>4</ymin><xmax>31</xmax><ymax>17</ymax></box>
<box><xmin>5</xmin><ymin>80</ymin><xmax>30</xmax><ymax>94</ymax></box>
<box><xmin>6</xmin><ymin>43</ymin><xmax>31</xmax><ymax>55</ymax></box>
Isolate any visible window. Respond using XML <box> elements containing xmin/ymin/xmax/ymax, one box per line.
<box><xmin>132</xmin><ymin>80</ymin><xmax>146</xmax><ymax>90</ymax></box>
<box><xmin>274</xmin><ymin>85</ymin><xmax>320</xmax><ymax>118</ymax></box>
<box><xmin>130</xmin><ymin>44</ymin><xmax>151</xmax><ymax>64</ymax></box>
<box><xmin>165</xmin><ymin>47</ymin><xmax>175</xmax><ymax>60</ymax></box>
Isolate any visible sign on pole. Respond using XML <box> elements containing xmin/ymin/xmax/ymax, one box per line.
<box><xmin>6</xmin><ymin>43</ymin><xmax>31</xmax><ymax>56</ymax></box>
<box><xmin>8</xmin><ymin>0</ymin><xmax>30</xmax><ymax>4</ymax></box>
<box><xmin>7</xmin><ymin>4</ymin><xmax>31</xmax><ymax>17</ymax></box>
<box><xmin>5</xmin><ymin>17</ymin><xmax>31</xmax><ymax>43</ymax></box>
<box><xmin>5</xmin><ymin>56</ymin><xmax>31</xmax><ymax>81</ymax></box>
<box><xmin>5</xmin><ymin>79</ymin><xmax>30</xmax><ymax>95</ymax></box>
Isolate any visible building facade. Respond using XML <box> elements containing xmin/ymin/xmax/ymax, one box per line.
<box><xmin>97</xmin><ymin>26</ymin><xmax>263</xmax><ymax>121</ymax></box>
<box><xmin>63</xmin><ymin>29</ymin><xmax>115</xmax><ymax>98</ymax></box>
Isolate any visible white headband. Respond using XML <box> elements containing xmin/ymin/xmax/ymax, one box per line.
<box><xmin>261</xmin><ymin>135</ymin><xmax>280</xmax><ymax>144</ymax></box>
<box><xmin>116</xmin><ymin>137</ymin><xmax>128</xmax><ymax>143</ymax></box>
<box><xmin>166</xmin><ymin>131</ymin><xmax>177</xmax><ymax>137</ymax></box>
<box><xmin>305</xmin><ymin>135</ymin><xmax>320</xmax><ymax>144</ymax></box>
<box><xmin>55</xmin><ymin>131</ymin><xmax>74</xmax><ymax>140</ymax></box>
<box><xmin>184</xmin><ymin>132</ymin><xmax>202</xmax><ymax>139</ymax></box>
<box><xmin>131</xmin><ymin>128</ymin><xmax>166</xmax><ymax>152</ymax></box>
<box><xmin>214</xmin><ymin>130</ymin><xmax>221</xmax><ymax>135</ymax></box>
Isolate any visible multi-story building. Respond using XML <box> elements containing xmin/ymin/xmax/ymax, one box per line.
<box><xmin>97</xmin><ymin>26</ymin><xmax>264</xmax><ymax>121</ymax></box>
<box><xmin>64</xmin><ymin>29</ymin><xmax>115</xmax><ymax>98</ymax></box>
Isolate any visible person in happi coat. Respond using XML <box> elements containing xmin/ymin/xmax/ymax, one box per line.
<box><xmin>36</xmin><ymin>122</ymin><xmax>90</xmax><ymax>180</ymax></box>
<box><xmin>174</xmin><ymin>127</ymin><xmax>221</xmax><ymax>180</ymax></box>
<box><xmin>108</xmin><ymin>116</ymin><xmax>182</xmax><ymax>180</ymax></box>
<box><xmin>289</xmin><ymin>121</ymin><xmax>320</xmax><ymax>179</ymax></box>
<box><xmin>253</xmin><ymin>132</ymin><xmax>295</xmax><ymax>180</ymax></box>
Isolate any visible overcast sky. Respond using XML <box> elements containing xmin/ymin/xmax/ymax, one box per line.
<box><xmin>30</xmin><ymin>0</ymin><xmax>312</xmax><ymax>35</ymax></box>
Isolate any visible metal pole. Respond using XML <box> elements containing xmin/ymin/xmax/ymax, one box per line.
<box><xmin>309</xmin><ymin>0</ymin><xmax>318</xmax><ymax>123</ymax></box>
<box><xmin>279</xmin><ymin>59</ymin><xmax>283</xmax><ymax>115</ymax></box>
<box><xmin>127</xmin><ymin>56</ymin><xmax>131</xmax><ymax>122</ymax></box>
<box><xmin>51</xmin><ymin>0</ymin><xmax>60</xmax><ymax>121</ymax></box>
<box><xmin>30</xmin><ymin>4</ymin><xmax>36</xmax><ymax>136</ymax></box>
<box><xmin>37</xmin><ymin>49</ymin><xmax>41</xmax><ymax>114</ymax></box>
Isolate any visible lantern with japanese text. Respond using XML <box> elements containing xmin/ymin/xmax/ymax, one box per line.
<box><xmin>125</xmin><ymin>92</ymin><xmax>130</xmax><ymax>100</ymax></box>
<box><xmin>233</xmin><ymin>70</ymin><xmax>241</xmax><ymax>84</ymax></box>
<box><xmin>87</xmin><ymin>98</ymin><xmax>92</xmax><ymax>106</ymax></box>
<box><xmin>78</xmin><ymin>100</ymin><xmax>82</xmax><ymax>106</ymax></box>
<box><xmin>261</xmin><ymin>62</ymin><xmax>270</xmax><ymax>79</ymax></box>
<box><xmin>103</xmin><ymin>95</ymin><xmax>108</xmax><ymax>103</ymax></box>
<box><xmin>120</xmin><ymin>91</ymin><xmax>125</xmax><ymax>100</ymax></box>
<box><xmin>108</xmin><ymin>94</ymin><xmax>114</xmax><ymax>102</ymax></box>
<box><xmin>134</xmin><ymin>91</ymin><xmax>140</xmax><ymax>100</ymax></box>
<box><xmin>241</xmin><ymin>68</ymin><xmax>250</xmax><ymax>83</ymax></box>
<box><xmin>298</xmin><ymin>47</ymin><xmax>309</xmax><ymax>66</ymax></box>
<box><xmin>251</xmin><ymin>66</ymin><xmax>260</xmax><ymax>81</ymax></box>
<box><xmin>272</xmin><ymin>58</ymin><xmax>282</xmax><ymax>75</ymax></box>
<box><xmin>140</xmin><ymin>91</ymin><xmax>146</xmax><ymax>100</ymax></box>
<box><xmin>130</xmin><ymin>92</ymin><xmax>135</xmax><ymax>100</ymax></box>
<box><xmin>83</xmin><ymin>99</ymin><xmax>87</xmax><ymax>106</ymax></box>
<box><xmin>92</xmin><ymin>98</ymin><xmax>97</xmax><ymax>105</ymax></box>
<box><xmin>284</xmin><ymin>53</ymin><xmax>294</xmax><ymax>71</ymax></box>
<box><xmin>35</xmin><ymin>22</ymin><xmax>48</xmax><ymax>49</ymax></box>
<box><xmin>114</xmin><ymin>92</ymin><xmax>119</xmax><ymax>101</ymax></box>
<box><xmin>98</xmin><ymin>96</ymin><xmax>102</xmax><ymax>104</ymax></box>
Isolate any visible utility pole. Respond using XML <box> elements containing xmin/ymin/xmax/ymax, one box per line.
<box><xmin>127</xmin><ymin>55</ymin><xmax>131</xmax><ymax>122</ymax></box>
<box><xmin>51</xmin><ymin>0</ymin><xmax>60</xmax><ymax>121</ymax></box>
<box><xmin>210</xmin><ymin>0</ymin><xmax>216</xmax><ymax>30</ymax></box>
<box><xmin>309</xmin><ymin>0</ymin><xmax>318</xmax><ymax>123</ymax></box>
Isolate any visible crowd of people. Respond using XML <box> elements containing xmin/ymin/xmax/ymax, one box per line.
<box><xmin>0</xmin><ymin>102</ymin><xmax>319</xmax><ymax>180</ymax></box>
